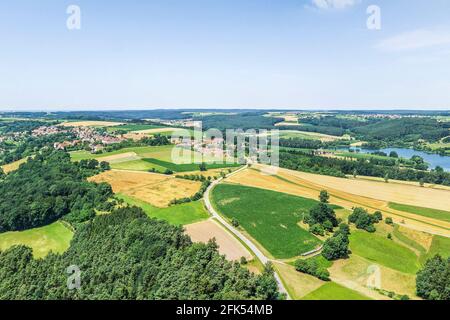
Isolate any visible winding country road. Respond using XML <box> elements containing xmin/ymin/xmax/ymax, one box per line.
<box><xmin>203</xmin><ymin>165</ymin><xmax>291</xmax><ymax>299</ymax></box>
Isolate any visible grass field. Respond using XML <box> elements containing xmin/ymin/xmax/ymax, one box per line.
<box><xmin>89</xmin><ymin>170</ymin><xmax>201</xmax><ymax>207</ymax></box>
<box><xmin>392</xmin><ymin>225</ymin><xmax>427</xmax><ymax>258</ymax></box>
<box><xmin>328</xmin><ymin>254</ymin><xmax>417</xmax><ymax>298</ymax></box>
<box><xmin>70</xmin><ymin>145</ymin><xmax>239</xmax><ymax>173</ymax></box>
<box><xmin>226</xmin><ymin>165</ymin><xmax>450</xmax><ymax>237</ymax></box>
<box><xmin>278</xmin><ymin>130</ymin><xmax>344</xmax><ymax>142</ymax></box>
<box><xmin>274</xmin><ymin>262</ymin><xmax>325</xmax><ymax>299</ymax></box>
<box><xmin>349</xmin><ymin>230</ymin><xmax>420</xmax><ymax>274</ymax></box>
<box><xmin>422</xmin><ymin>235</ymin><xmax>450</xmax><ymax>262</ymax></box>
<box><xmin>0</xmin><ymin>222</ymin><xmax>73</xmax><ymax>259</ymax></box>
<box><xmin>106</xmin><ymin>124</ymin><xmax>164</xmax><ymax>133</ymax></box>
<box><xmin>301</xmin><ymin>282</ymin><xmax>371</xmax><ymax>300</ymax></box>
<box><xmin>389</xmin><ymin>202</ymin><xmax>450</xmax><ymax>223</ymax></box>
<box><xmin>211</xmin><ymin>184</ymin><xmax>326</xmax><ymax>259</ymax></box>
<box><xmin>117</xmin><ymin>194</ymin><xmax>209</xmax><ymax>225</ymax></box>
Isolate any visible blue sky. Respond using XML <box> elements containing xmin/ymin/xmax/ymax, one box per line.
<box><xmin>0</xmin><ymin>0</ymin><xmax>449</xmax><ymax>110</ymax></box>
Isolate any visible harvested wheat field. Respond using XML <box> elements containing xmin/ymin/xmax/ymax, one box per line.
<box><xmin>96</xmin><ymin>152</ymin><xmax>140</xmax><ymax>164</ymax></box>
<box><xmin>59</xmin><ymin>121</ymin><xmax>124</xmax><ymax>127</ymax></box>
<box><xmin>89</xmin><ymin>170</ymin><xmax>201</xmax><ymax>207</ymax></box>
<box><xmin>276</xmin><ymin>167</ymin><xmax>450</xmax><ymax>212</ymax></box>
<box><xmin>1</xmin><ymin>157</ymin><xmax>29</xmax><ymax>174</ymax></box>
<box><xmin>227</xmin><ymin>165</ymin><xmax>450</xmax><ymax>236</ymax></box>
<box><xmin>184</xmin><ymin>219</ymin><xmax>252</xmax><ymax>261</ymax></box>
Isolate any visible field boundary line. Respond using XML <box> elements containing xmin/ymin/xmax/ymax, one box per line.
<box><xmin>203</xmin><ymin>165</ymin><xmax>292</xmax><ymax>300</ymax></box>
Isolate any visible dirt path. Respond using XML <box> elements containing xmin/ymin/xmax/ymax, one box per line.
<box><xmin>203</xmin><ymin>165</ymin><xmax>292</xmax><ymax>299</ymax></box>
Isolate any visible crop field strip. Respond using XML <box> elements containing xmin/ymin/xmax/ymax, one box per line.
<box><xmin>89</xmin><ymin>170</ymin><xmax>202</xmax><ymax>208</ymax></box>
<box><xmin>70</xmin><ymin>145</ymin><xmax>241</xmax><ymax>173</ymax></box>
<box><xmin>226</xmin><ymin>165</ymin><xmax>450</xmax><ymax>236</ymax></box>
<box><xmin>116</xmin><ymin>193</ymin><xmax>209</xmax><ymax>226</ymax></box>
<box><xmin>224</xmin><ymin>165</ymin><xmax>450</xmax><ymax>298</ymax></box>
<box><xmin>211</xmin><ymin>183</ymin><xmax>331</xmax><ymax>259</ymax></box>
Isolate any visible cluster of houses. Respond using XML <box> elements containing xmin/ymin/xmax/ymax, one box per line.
<box><xmin>31</xmin><ymin>126</ymin><xmax>60</xmax><ymax>136</ymax></box>
<box><xmin>59</xmin><ymin>127</ymin><xmax>124</xmax><ymax>153</ymax></box>
<box><xmin>28</xmin><ymin>125</ymin><xmax>124</xmax><ymax>153</ymax></box>
<box><xmin>173</xmin><ymin>136</ymin><xmax>236</xmax><ymax>160</ymax></box>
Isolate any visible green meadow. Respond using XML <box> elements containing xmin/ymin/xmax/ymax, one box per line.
<box><xmin>349</xmin><ymin>230</ymin><xmax>420</xmax><ymax>274</ymax></box>
<box><xmin>70</xmin><ymin>145</ymin><xmax>239</xmax><ymax>173</ymax></box>
<box><xmin>422</xmin><ymin>235</ymin><xmax>450</xmax><ymax>263</ymax></box>
<box><xmin>0</xmin><ymin>222</ymin><xmax>73</xmax><ymax>259</ymax></box>
<box><xmin>301</xmin><ymin>282</ymin><xmax>371</xmax><ymax>300</ymax></box>
<box><xmin>106</xmin><ymin>124</ymin><xmax>164</xmax><ymax>133</ymax></box>
<box><xmin>117</xmin><ymin>194</ymin><xmax>209</xmax><ymax>226</ymax></box>
<box><xmin>389</xmin><ymin>202</ymin><xmax>450</xmax><ymax>223</ymax></box>
<box><xmin>211</xmin><ymin>184</ymin><xmax>328</xmax><ymax>259</ymax></box>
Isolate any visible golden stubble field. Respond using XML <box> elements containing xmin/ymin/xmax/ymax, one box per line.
<box><xmin>1</xmin><ymin>157</ymin><xmax>29</xmax><ymax>174</ymax></box>
<box><xmin>226</xmin><ymin>164</ymin><xmax>450</xmax><ymax>237</ymax></box>
<box><xmin>58</xmin><ymin>121</ymin><xmax>124</xmax><ymax>127</ymax></box>
<box><xmin>184</xmin><ymin>219</ymin><xmax>252</xmax><ymax>261</ymax></box>
<box><xmin>89</xmin><ymin>170</ymin><xmax>201</xmax><ymax>207</ymax></box>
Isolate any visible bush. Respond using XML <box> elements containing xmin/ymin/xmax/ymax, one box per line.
<box><xmin>294</xmin><ymin>259</ymin><xmax>330</xmax><ymax>281</ymax></box>
<box><xmin>348</xmin><ymin>207</ymin><xmax>379</xmax><ymax>233</ymax></box>
<box><xmin>323</xmin><ymin>220</ymin><xmax>334</xmax><ymax>232</ymax></box>
<box><xmin>310</xmin><ymin>224</ymin><xmax>325</xmax><ymax>236</ymax></box>
<box><xmin>385</xmin><ymin>217</ymin><xmax>394</xmax><ymax>225</ymax></box>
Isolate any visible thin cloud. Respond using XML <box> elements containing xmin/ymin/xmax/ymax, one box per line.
<box><xmin>311</xmin><ymin>0</ymin><xmax>360</xmax><ymax>10</ymax></box>
<box><xmin>376</xmin><ymin>29</ymin><xmax>450</xmax><ymax>52</ymax></box>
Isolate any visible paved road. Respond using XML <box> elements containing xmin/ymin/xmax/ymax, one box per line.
<box><xmin>203</xmin><ymin>166</ymin><xmax>291</xmax><ymax>299</ymax></box>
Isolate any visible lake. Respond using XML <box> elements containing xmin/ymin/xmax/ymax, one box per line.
<box><xmin>341</xmin><ymin>147</ymin><xmax>450</xmax><ymax>172</ymax></box>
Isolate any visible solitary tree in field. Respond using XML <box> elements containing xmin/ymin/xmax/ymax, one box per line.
<box><xmin>319</xmin><ymin>190</ymin><xmax>330</xmax><ymax>203</ymax></box>
<box><xmin>419</xmin><ymin>179</ymin><xmax>425</xmax><ymax>187</ymax></box>
<box><xmin>384</xmin><ymin>173</ymin><xmax>389</xmax><ymax>183</ymax></box>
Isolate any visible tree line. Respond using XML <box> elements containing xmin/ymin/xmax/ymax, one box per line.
<box><xmin>280</xmin><ymin>150</ymin><xmax>450</xmax><ymax>186</ymax></box>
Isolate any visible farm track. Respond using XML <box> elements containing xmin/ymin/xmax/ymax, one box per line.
<box><xmin>203</xmin><ymin>165</ymin><xmax>292</xmax><ymax>300</ymax></box>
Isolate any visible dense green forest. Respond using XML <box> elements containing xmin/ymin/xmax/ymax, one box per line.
<box><xmin>352</xmin><ymin>118</ymin><xmax>449</xmax><ymax>145</ymax></box>
<box><xmin>0</xmin><ymin>120</ymin><xmax>51</xmax><ymax>134</ymax></box>
<box><xmin>0</xmin><ymin>150</ymin><xmax>112</xmax><ymax>232</ymax></box>
<box><xmin>0</xmin><ymin>207</ymin><xmax>282</xmax><ymax>300</ymax></box>
<box><xmin>279</xmin><ymin>150</ymin><xmax>450</xmax><ymax>186</ymax></box>
<box><xmin>199</xmin><ymin>112</ymin><xmax>282</xmax><ymax>131</ymax></box>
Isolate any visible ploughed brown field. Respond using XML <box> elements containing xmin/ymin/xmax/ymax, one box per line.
<box><xmin>184</xmin><ymin>219</ymin><xmax>252</xmax><ymax>261</ymax></box>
